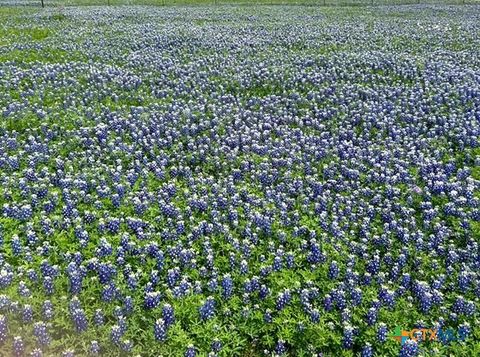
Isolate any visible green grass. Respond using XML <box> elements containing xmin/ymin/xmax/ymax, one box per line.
<box><xmin>0</xmin><ymin>48</ymin><xmax>87</xmax><ymax>64</ymax></box>
<box><xmin>0</xmin><ymin>27</ymin><xmax>50</xmax><ymax>44</ymax></box>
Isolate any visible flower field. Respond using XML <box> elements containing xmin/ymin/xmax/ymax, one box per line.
<box><xmin>0</xmin><ymin>4</ymin><xmax>480</xmax><ymax>356</ymax></box>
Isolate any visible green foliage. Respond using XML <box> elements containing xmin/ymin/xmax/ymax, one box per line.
<box><xmin>0</xmin><ymin>4</ymin><xmax>479</xmax><ymax>357</ymax></box>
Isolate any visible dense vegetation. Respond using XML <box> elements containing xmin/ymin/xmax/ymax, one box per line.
<box><xmin>0</xmin><ymin>4</ymin><xmax>479</xmax><ymax>356</ymax></box>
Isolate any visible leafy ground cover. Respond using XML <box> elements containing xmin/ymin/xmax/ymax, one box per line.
<box><xmin>0</xmin><ymin>4</ymin><xmax>480</xmax><ymax>357</ymax></box>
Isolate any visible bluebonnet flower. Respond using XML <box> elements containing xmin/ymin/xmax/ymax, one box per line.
<box><xmin>90</xmin><ymin>340</ymin><xmax>100</xmax><ymax>354</ymax></box>
<box><xmin>42</xmin><ymin>275</ymin><xmax>54</xmax><ymax>295</ymax></box>
<box><xmin>264</xmin><ymin>309</ymin><xmax>273</xmax><ymax>323</ymax></box>
<box><xmin>27</xmin><ymin>268</ymin><xmax>38</xmax><ymax>284</ymax></box>
<box><xmin>211</xmin><ymin>338</ymin><xmax>222</xmax><ymax>353</ymax></box>
<box><xmin>351</xmin><ymin>288</ymin><xmax>362</xmax><ymax>306</ymax></box>
<box><xmin>43</xmin><ymin>300</ymin><xmax>54</xmax><ymax>320</ymax></box>
<box><xmin>328</xmin><ymin>261</ymin><xmax>339</xmax><ymax>280</ymax></box>
<box><xmin>11</xmin><ymin>235</ymin><xmax>22</xmax><ymax>256</ymax></box>
<box><xmin>123</xmin><ymin>296</ymin><xmax>134</xmax><ymax>315</ymax></box>
<box><xmin>101</xmin><ymin>283</ymin><xmax>118</xmax><ymax>303</ymax></box>
<box><xmin>22</xmin><ymin>305</ymin><xmax>34</xmax><ymax>323</ymax></box>
<box><xmin>30</xmin><ymin>349</ymin><xmax>43</xmax><ymax>357</ymax></box>
<box><xmin>185</xmin><ymin>344</ymin><xmax>196</xmax><ymax>357</ymax></box>
<box><xmin>400</xmin><ymin>339</ymin><xmax>419</xmax><ymax>357</ymax></box>
<box><xmin>342</xmin><ymin>324</ymin><xmax>355</xmax><ymax>349</ymax></box>
<box><xmin>162</xmin><ymin>303</ymin><xmax>175</xmax><ymax>327</ymax></box>
<box><xmin>199</xmin><ymin>297</ymin><xmax>216</xmax><ymax>320</ymax></box>
<box><xmin>276</xmin><ymin>289</ymin><xmax>291</xmax><ymax>311</ymax></box>
<box><xmin>33</xmin><ymin>321</ymin><xmax>50</xmax><ymax>346</ymax></box>
<box><xmin>323</xmin><ymin>294</ymin><xmax>333</xmax><ymax>312</ymax></box>
<box><xmin>110</xmin><ymin>325</ymin><xmax>123</xmax><ymax>345</ymax></box>
<box><xmin>62</xmin><ymin>349</ymin><xmax>75</xmax><ymax>357</ymax></box>
<box><xmin>458</xmin><ymin>322</ymin><xmax>471</xmax><ymax>340</ymax></box>
<box><xmin>363</xmin><ymin>272</ymin><xmax>372</xmax><ymax>286</ymax></box>
<box><xmin>259</xmin><ymin>284</ymin><xmax>270</xmax><ymax>300</ymax></box>
<box><xmin>94</xmin><ymin>309</ymin><xmax>104</xmax><ymax>326</ymax></box>
<box><xmin>113</xmin><ymin>306</ymin><xmax>123</xmax><ymax>319</ymax></box>
<box><xmin>361</xmin><ymin>343</ymin><xmax>373</xmax><ymax>357</ymax></box>
<box><xmin>221</xmin><ymin>274</ymin><xmax>233</xmax><ymax>299</ymax></box>
<box><xmin>310</xmin><ymin>308</ymin><xmax>320</xmax><ymax>323</ymax></box>
<box><xmin>154</xmin><ymin>318</ymin><xmax>167</xmax><ymax>341</ymax></box>
<box><xmin>120</xmin><ymin>339</ymin><xmax>133</xmax><ymax>352</ymax></box>
<box><xmin>275</xmin><ymin>339</ymin><xmax>287</xmax><ymax>355</ymax></box>
<box><xmin>377</xmin><ymin>323</ymin><xmax>388</xmax><ymax>343</ymax></box>
<box><xmin>0</xmin><ymin>315</ymin><xmax>6</xmax><ymax>344</ymax></box>
<box><xmin>378</xmin><ymin>286</ymin><xmax>396</xmax><ymax>309</ymax></box>
<box><xmin>71</xmin><ymin>308</ymin><xmax>88</xmax><ymax>333</ymax></box>
<box><xmin>68</xmin><ymin>272</ymin><xmax>83</xmax><ymax>295</ymax></box>
<box><xmin>13</xmin><ymin>336</ymin><xmax>24</xmax><ymax>356</ymax></box>
<box><xmin>18</xmin><ymin>281</ymin><xmax>31</xmax><ymax>297</ymax></box>
<box><xmin>118</xmin><ymin>316</ymin><xmax>128</xmax><ymax>335</ymax></box>
<box><xmin>365</xmin><ymin>307</ymin><xmax>378</xmax><ymax>326</ymax></box>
